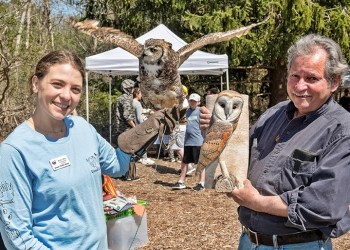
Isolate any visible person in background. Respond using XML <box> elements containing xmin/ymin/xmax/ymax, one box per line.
<box><xmin>0</xmin><ymin>50</ymin><xmax>131</xmax><ymax>249</ymax></box>
<box><xmin>113</xmin><ymin>78</ymin><xmax>137</xmax><ymax>180</ymax></box>
<box><xmin>112</xmin><ymin>78</ymin><xmax>136</xmax><ymax>145</ymax></box>
<box><xmin>168</xmin><ymin>85</ymin><xmax>189</xmax><ymax>163</ymax></box>
<box><xmin>202</xmin><ymin>86</ymin><xmax>220</xmax><ymax>106</ymax></box>
<box><xmin>339</xmin><ymin>88</ymin><xmax>350</xmax><ymax>112</ymax></box>
<box><xmin>132</xmin><ymin>88</ymin><xmax>155</xmax><ymax>165</ymax></box>
<box><xmin>207</xmin><ymin>87</ymin><xmax>220</xmax><ymax>95</ymax></box>
<box><xmin>200</xmin><ymin>34</ymin><xmax>350</xmax><ymax>249</ymax></box>
<box><xmin>173</xmin><ymin>93</ymin><xmax>205</xmax><ymax>192</ymax></box>
<box><xmin>168</xmin><ymin>86</ymin><xmax>194</xmax><ymax>174</ymax></box>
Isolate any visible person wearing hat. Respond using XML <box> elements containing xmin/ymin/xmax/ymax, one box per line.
<box><xmin>113</xmin><ymin>79</ymin><xmax>136</xmax><ymax>142</ymax></box>
<box><xmin>113</xmin><ymin>78</ymin><xmax>138</xmax><ymax>180</ymax></box>
<box><xmin>173</xmin><ymin>93</ymin><xmax>205</xmax><ymax>191</ymax></box>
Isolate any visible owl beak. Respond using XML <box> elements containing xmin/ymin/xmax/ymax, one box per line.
<box><xmin>225</xmin><ymin>100</ymin><xmax>234</xmax><ymax>119</ymax></box>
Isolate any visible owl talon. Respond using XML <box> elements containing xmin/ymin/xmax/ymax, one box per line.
<box><xmin>215</xmin><ymin>175</ymin><xmax>236</xmax><ymax>193</ymax></box>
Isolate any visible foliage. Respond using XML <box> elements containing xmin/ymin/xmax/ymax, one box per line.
<box><xmin>83</xmin><ymin>75</ymin><xmax>121</xmax><ymax>137</ymax></box>
<box><xmin>1</xmin><ymin>0</ymin><xmax>350</xmax><ymax>140</ymax></box>
<box><xmin>0</xmin><ymin>1</ymin><xmax>38</xmax><ymax>139</ymax></box>
<box><xmin>0</xmin><ymin>0</ymin><xmax>101</xmax><ymax>140</ymax></box>
<box><xmin>77</xmin><ymin>0</ymin><xmax>345</xmax><ymax>110</ymax></box>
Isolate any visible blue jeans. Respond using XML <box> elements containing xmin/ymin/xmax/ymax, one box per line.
<box><xmin>238</xmin><ymin>232</ymin><xmax>332</xmax><ymax>250</ymax></box>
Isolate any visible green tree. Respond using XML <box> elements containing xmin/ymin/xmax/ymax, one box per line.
<box><xmin>80</xmin><ymin>0</ymin><xmax>350</xmax><ymax>108</ymax></box>
<box><xmin>265</xmin><ymin>1</ymin><xmax>350</xmax><ymax>106</ymax></box>
<box><xmin>0</xmin><ymin>0</ymin><xmax>94</xmax><ymax>140</ymax></box>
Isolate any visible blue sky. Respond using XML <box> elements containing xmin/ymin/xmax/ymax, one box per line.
<box><xmin>51</xmin><ymin>1</ymin><xmax>83</xmax><ymax>17</ymax></box>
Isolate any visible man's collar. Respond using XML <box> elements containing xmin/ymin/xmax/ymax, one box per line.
<box><xmin>285</xmin><ymin>96</ymin><xmax>333</xmax><ymax>121</ymax></box>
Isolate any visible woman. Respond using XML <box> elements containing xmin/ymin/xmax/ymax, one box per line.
<box><xmin>0</xmin><ymin>50</ymin><xmax>130</xmax><ymax>249</ymax></box>
<box><xmin>132</xmin><ymin>88</ymin><xmax>155</xmax><ymax>165</ymax></box>
<box><xmin>168</xmin><ymin>85</ymin><xmax>188</xmax><ymax>162</ymax></box>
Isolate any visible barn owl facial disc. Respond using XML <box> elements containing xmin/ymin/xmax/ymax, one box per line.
<box><xmin>196</xmin><ymin>90</ymin><xmax>244</xmax><ymax>192</ymax></box>
<box><xmin>213</xmin><ymin>93</ymin><xmax>244</xmax><ymax>125</ymax></box>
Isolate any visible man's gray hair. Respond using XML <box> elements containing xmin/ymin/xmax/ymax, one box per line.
<box><xmin>287</xmin><ymin>34</ymin><xmax>349</xmax><ymax>86</ymax></box>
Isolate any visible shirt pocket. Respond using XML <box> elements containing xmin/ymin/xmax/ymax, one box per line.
<box><xmin>275</xmin><ymin>148</ymin><xmax>317</xmax><ymax>192</ymax></box>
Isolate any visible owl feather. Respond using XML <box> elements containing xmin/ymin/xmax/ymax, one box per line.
<box><xmin>177</xmin><ymin>17</ymin><xmax>269</xmax><ymax>65</ymax></box>
<box><xmin>197</xmin><ymin>121</ymin><xmax>234</xmax><ymax>170</ymax></box>
<box><xmin>72</xmin><ymin>19</ymin><xmax>266</xmax><ymax>111</ymax></box>
<box><xmin>196</xmin><ymin>90</ymin><xmax>244</xmax><ymax>192</ymax></box>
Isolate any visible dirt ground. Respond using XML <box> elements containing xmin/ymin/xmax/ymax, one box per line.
<box><xmin>113</xmin><ymin>157</ymin><xmax>350</xmax><ymax>250</ymax></box>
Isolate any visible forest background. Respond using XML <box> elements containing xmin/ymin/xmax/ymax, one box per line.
<box><xmin>1</xmin><ymin>0</ymin><xmax>350</xmax><ymax>140</ymax></box>
<box><xmin>1</xmin><ymin>1</ymin><xmax>350</xmax><ymax>249</ymax></box>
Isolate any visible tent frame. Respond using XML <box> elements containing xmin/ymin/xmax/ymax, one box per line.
<box><xmin>84</xmin><ymin>24</ymin><xmax>230</xmax><ymax>143</ymax></box>
<box><xmin>85</xmin><ymin>70</ymin><xmax>229</xmax><ymax>143</ymax></box>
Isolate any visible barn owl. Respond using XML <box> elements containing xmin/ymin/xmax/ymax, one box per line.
<box><xmin>72</xmin><ymin>19</ymin><xmax>267</xmax><ymax>111</ymax></box>
<box><xmin>196</xmin><ymin>90</ymin><xmax>243</xmax><ymax>192</ymax></box>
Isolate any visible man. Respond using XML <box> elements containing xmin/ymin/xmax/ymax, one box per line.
<box><xmin>113</xmin><ymin>79</ymin><xmax>136</xmax><ymax>143</ymax></box>
<box><xmin>113</xmin><ymin>79</ymin><xmax>137</xmax><ymax>180</ymax></box>
<box><xmin>339</xmin><ymin>88</ymin><xmax>350</xmax><ymax>112</ymax></box>
<box><xmin>173</xmin><ymin>93</ymin><xmax>205</xmax><ymax>191</ymax></box>
<box><xmin>207</xmin><ymin>87</ymin><xmax>220</xmax><ymax>95</ymax></box>
<box><xmin>200</xmin><ymin>34</ymin><xmax>350</xmax><ymax>249</ymax></box>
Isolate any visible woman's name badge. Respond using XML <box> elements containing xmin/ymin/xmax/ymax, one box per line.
<box><xmin>49</xmin><ymin>155</ymin><xmax>71</xmax><ymax>171</ymax></box>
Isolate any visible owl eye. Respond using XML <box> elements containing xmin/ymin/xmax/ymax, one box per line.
<box><xmin>232</xmin><ymin>105</ymin><xmax>237</xmax><ymax>109</ymax></box>
<box><xmin>150</xmin><ymin>48</ymin><xmax>157</xmax><ymax>53</ymax></box>
<box><xmin>220</xmin><ymin>103</ymin><xmax>226</xmax><ymax>109</ymax></box>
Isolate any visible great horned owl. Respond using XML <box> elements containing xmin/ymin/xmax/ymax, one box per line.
<box><xmin>72</xmin><ymin>19</ymin><xmax>267</xmax><ymax>110</ymax></box>
<box><xmin>196</xmin><ymin>90</ymin><xmax>244</xmax><ymax>192</ymax></box>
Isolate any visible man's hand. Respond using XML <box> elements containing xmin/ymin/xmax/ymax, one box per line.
<box><xmin>227</xmin><ymin>179</ymin><xmax>262</xmax><ymax>211</ymax></box>
<box><xmin>227</xmin><ymin>179</ymin><xmax>288</xmax><ymax>217</ymax></box>
<box><xmin>200</xmin><ymin>106</ymin><xmax>211</xmax><ymax>131</ymax></box>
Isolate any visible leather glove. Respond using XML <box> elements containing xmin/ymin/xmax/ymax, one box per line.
<box><xmin>118</xmin><ymin>105</ymin><xmax>187</xmax><ymax>156</ymax></box>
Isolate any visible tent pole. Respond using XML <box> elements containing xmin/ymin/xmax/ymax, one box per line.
<box><xmin>226</xmin><ymin>69</ymin><xmax>229</xmax><ymax>90</ymax></box>
<box><xmin>109</xmin><ymin>76</ymin><xmax>112</xmax><ymax>144</ymax></box>
<box><xmin>85</xmin><ymin>72</ymin><xmax>89</xmax><ymax>122</ymax></box>
<box><xmin>220</xmin><ymin>75</ymin><xmax>223</xmax><ymax>91</ymax></box>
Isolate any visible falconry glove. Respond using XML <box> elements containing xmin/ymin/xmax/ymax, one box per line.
<box><xmin>118</xmin><ymin>105</ymin><xmax>186</xmax><ymax>157</ymax></box>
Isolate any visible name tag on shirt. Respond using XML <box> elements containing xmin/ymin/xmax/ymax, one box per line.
<box><xmin>49</xmin><ymin>155</ymin><xmax>71</xmax><ymax>171</ymax></box>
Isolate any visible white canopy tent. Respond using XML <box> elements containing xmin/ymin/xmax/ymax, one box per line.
<box><xmin>342</xmin><ymin>71</ymin><xmax>350</xmax><ymax>88</ymax></box>
<box><xmin>84</xmin><ymin>24</ymin><xmax>229</xmax><ymax>141</ymax></box>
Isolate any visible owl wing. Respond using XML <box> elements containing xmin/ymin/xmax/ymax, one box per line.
<box><xmin>177</xmin><ymin>17</ymin><xmax>268</xmax><ymax>66</ymax></box>
<box><xmin>196</xmin><ymin>121</ymin><xmax>234</xmax><ymax>173</ymax></box>
<box><xmin>72</xmin><ymin>20</ymin><xmax>143</xmax><ymax>58</ymax></box>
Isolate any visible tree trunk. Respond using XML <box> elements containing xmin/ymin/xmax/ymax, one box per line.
<box><xmin>268</xmin><ymin>58</ymin><xmax>288</xmax><ymax>107</ymax></box>
<box><xmin>14</xmin><ymin>2</ymin><xmax>29</xmax><ymax>56</ymax></box>
<box><xmin>0</xmin><ymin>53</ymin><xmax>11</xmax><ymax>105</ymax></box>
<box><xmin>44</xmin><ymin>0</ymin><xmax>54</xmax><ymax>49</ymax></box>
<box><xmin>25</xmin><ymin>1</ymin><xmax>32</xmax><ymax>49</ymax></box>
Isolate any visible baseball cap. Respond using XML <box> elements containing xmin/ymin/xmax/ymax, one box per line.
<box><xmin>121</xmin><ymin>79</ymin><xmax>135</xmax><ymax>89</ymax></box>
<box><xmin>182</xmin><ymin>85</ymin><xmax>188</xmax><ymax>96</ymax></box>
<box><xmin>188</xmin><ymin>93</ymin><xmax>201</xmax><ymax>102</ymax></box>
